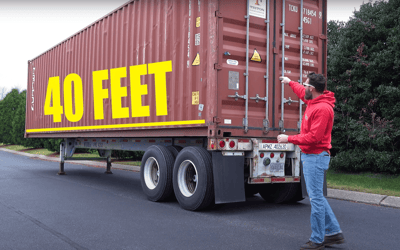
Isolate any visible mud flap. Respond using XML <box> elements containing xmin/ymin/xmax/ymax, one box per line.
<box><xmin>300</xmin><ymin>162</ymin><xmax>328</xmax><ymax>198</ymax></box>
<box><xmin>212</xmin><ymin>152</ymin><xmax>245</xmax><ymax>204</ymax></box>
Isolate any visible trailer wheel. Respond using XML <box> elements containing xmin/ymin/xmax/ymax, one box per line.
<box><xmin>259</xmin><ymin>183</ymin><xmax>300</xmax><ymax>204</ymax></box>
<box><xmin>286</xmin><ymin>183</ymin><xmax>305</xmax><ymax>203</ymax></box>
<box><xmin>166</xmin><ymin>145</ymin><xmax>182</xmax><ymax>159</ymax></box>
<box><xmin>173</xmin><ymin>147</ymin><xmax>214</xmax><ymax>211</ymax></box>
<box><xmin>245</xmin><ymin>183</ymin><xmax>259</xmax><ymax>197</ymax></box>
<box><xmin>140</xmin><ymin>145</ymin><xmax>175</xmax><ymax>201</ymax></box>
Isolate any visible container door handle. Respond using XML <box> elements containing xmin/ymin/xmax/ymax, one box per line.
<box><xmin>228</xmin><ymin>92</ymin><xmax>247</xmax><ymax>101</ymax></box>
<box><xmin>250</xmin><ymin>94</ymin><xmax>267</xmax><ymax>103</ymax></box>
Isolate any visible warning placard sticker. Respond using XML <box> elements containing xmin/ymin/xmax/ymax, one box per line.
<box><xmin>251</xmin><ymin>49</ymin><xmax>262</xmax><ymax>62</ymax></box>
<box><xmin>249</xmin><ymin>0</ymin><xmax>267</xmax><ymax>19</ymax></box>
<box><xmin>192</xmin><ymin>53</ymin><xmax>200</xmax><ymax>66</ymax></box>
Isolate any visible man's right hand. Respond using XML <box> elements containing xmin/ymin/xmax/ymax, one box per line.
<box><xmin>280</xmin><ymin>76</ymin><xmax>291</xmax><ymax>85</ymax></box>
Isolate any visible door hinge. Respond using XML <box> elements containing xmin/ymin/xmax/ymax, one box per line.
<box><xmin>273</xmin><ymin>47</ymin><xmax>279</xmax><ymax>54</ymax></box>
<box><xmin>214</xmin><ymin>64</ymin><xmax>222</xmax><ymax>70</ymax></box>
<box><xmin>213</xmin><ymin>117</ymin><xmax>221</xmax><ymax>123</ymax></box>
<box><xmin>319</xmin><ymin>34</ymin><xmax>327</xmax><ymax>40</ymax></box>
<box><xmin>215</xmin><ymin>11</ymin><xmax>223</xmax><ymax>18</ymax></box>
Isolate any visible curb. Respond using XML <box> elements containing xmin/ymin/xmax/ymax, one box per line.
<box><xmin>326</xmin><ymin>188</ymin><xmax>399</xmax><ymax>209</ymax></box>
<box><xmin>1</xmin><ymin>148</ymin><xmax>399</xmax><ymax>209</ymax></box>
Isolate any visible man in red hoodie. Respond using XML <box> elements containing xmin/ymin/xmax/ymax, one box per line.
<box><xmin>278</xmin><ymin>73</ymin><xmax>345</xmax><ymax>250</ymax></box>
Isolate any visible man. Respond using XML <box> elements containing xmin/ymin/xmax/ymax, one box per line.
<box><xmin>278</xmin><ymin>73</ymin><xmax>345</xmax><ymax>250</ymax></box>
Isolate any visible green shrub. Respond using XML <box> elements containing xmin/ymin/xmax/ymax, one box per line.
<box><xmin>111</xmin><ymin>150</ymin><xmax>144</xmax><ymax>161</ymax></box>
<box><xmin>0</xmin><ymin>89</ymin><xmax>21</xmax><ymax>144</ymax></box>
<box><xmin>327</xmin><ymin>0</ymin><xmax>400</xmax><ymax>174</ymax></box>
<box><xmin>43</xmin><ymin>139</ymin><xmax>63</xmax><ymax>152</ymax></box>
<box><xmin>331</xmin><ymin>149</ymin><xmax>400</xmax><ymax>174</ymax></box>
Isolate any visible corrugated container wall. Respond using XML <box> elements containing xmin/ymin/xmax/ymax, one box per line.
<box><xmin>26</xmin><ymin>0</ymin><xmax>327</xmax><ymax>139</ymax></box>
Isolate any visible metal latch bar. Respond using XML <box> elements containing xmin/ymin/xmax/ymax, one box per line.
<box><xmin>228</xmin><ymin>92</ymin><xmax>247</xmax><ymax>101</ymax></box>
<box><xmin>283</xmin><ymin>97</ymin><xmax>299</xmax><ymax>105</ymax></box>
<box><xmin>250</xmin><ymin>94</ymin><xmax>268</xmax><ymax>103</ymax></box>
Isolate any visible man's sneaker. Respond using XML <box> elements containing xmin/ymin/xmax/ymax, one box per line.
<box><xmin>300</xmin><ymin>241</ymin><xmax>325</xmax><ymax>250</ymax></box>
<box><xmin>323</xmin><ymin>233</ymin><xmax>345</xmax><ymax>246</ymax></box>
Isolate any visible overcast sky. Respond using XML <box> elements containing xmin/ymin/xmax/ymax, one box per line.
<box><xmin>0</xmin><ymin>0</ymin><xmax>378</xmax><ymax>95</ymax></box>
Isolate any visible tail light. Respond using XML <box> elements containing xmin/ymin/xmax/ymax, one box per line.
<box><xmin>219</xmin><ymin>140</ymin><xmax>226</xmax><ymax>148</ymax></box>
<box><xmin>260</xmin><ymin>153</ymin><xmax>265</xmax><ymax>158</ymax></box>
<box><xmin>270</xmin><ymin>153</ymin><xmax>275</xmax><ymax>158</ymax></box>
<box><xmin>280</xmin><ymin>153</ymin><xmax>285</xmax><ymax>158</ymax></box>
<box><xmin>229</xmin><ymin>141</ymin><xmax>236</xmax><ymax>148</ymax></box>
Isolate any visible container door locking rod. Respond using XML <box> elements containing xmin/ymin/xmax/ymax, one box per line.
<box><xmin>298</xmin><ymin>0</ymin><xmax>304</xmax><ymax>132</ymax></box>
<box><xmin>243</xmin><ymin>0</ymin><xmax>251</xmax><ymax>133</ymax></box>
<box><xmin>249</xmin><ymin>0</ymin><xmax>270</xmax><ymax>133</ymax></box>
<box><xmin>280</xmin><ymin>0</ymin><xmax>301</xmax><ymax>132</ymax></box>
<box><xmin>264</xmin><ymin>0</ymin><xmax>271</xmax><ymax>133</ymax></box>
<box><xmin>280</xmin><ymin>0</ymin><xmax>286</xmax><ymax>132</ymax></box>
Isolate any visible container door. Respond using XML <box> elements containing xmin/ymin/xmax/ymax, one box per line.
<box><xmin>276</xmin><ymin>0</ymin><xmax>327</xmax><ymax>133</ymax></box>
<box><xmin>216</xmin><ymin>0</ymin><xmax>326</xmax><ymax>138</ymax></box>
<box><xmin>216</xmin><ymin>0</ymin><xmax>273</xmax><ymax>137</ymax></box>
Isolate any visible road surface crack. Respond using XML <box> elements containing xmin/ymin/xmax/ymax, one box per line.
<box><xmin>0</xmin><ymin>201</ymin><xmax>88</xmax><ymax>250</ymax></box>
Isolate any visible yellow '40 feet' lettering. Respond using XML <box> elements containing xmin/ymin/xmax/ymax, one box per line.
<box><xmin>44</xmin><ymin>60</ymin><xmax>172</xmax><ymax>123</ymax></box>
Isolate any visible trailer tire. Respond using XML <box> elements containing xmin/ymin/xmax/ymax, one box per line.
<box><xmin>245</xmin><ymin>183</ymin><xmax>259</xmax><ymax>197</ymax></box>
<box><xmin>259</xmin><ymin>183</ymin><xmax>300</xmax><ymax>204</ymax></box>
<box><xmin>166</xmin><ymin>145</ymin><xmax>183</xmax><ymax>159</ymax></box>
<box><xmin>140</xmin><ymin>145</ymin><xmax>175</xmax><ymax>202</ymax></box>
<box><xmin>286</xmin><ymin>183</ymin><xmax>305</xmax><ymax>203</ymax></box>
<box><xmin>173</xmin><ymin>147</ymin><xmax>214</xmax><ymax>211</ymax></box>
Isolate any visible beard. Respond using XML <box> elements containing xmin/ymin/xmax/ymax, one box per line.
<box><xmin>305</xmin><ymin>88</ymin><xmax>313</xmax><ymax>100</ymax></box>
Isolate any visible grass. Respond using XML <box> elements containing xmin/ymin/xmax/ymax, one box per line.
<box><xmin>27</xmin><ymin>148</ymin><xmax>57</xmax><ymax>156</ymax></box>
<box><xmin>113</xmin><ymin>161</ymin><xmax>141</xmax><ymax>166</ymax></box>
<box><xmin>71</xmin><ymin>152</ymin><xmax>100</xmax><ymax>158</ymax></box>
<box><xmin>3</xmin><ymin>145</ymin><xmax>32</xmax><ymax>151</ymax></box>
<box><xmin>326</xmin><ymin>169</ymin><xmax>400</xmax><ymax>197</ymax></box>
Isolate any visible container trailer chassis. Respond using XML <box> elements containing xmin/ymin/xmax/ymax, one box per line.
<box><xmin>58</xmin><ymin>136</ymin><xmax>310</xmax><ymax>211</ymax></box>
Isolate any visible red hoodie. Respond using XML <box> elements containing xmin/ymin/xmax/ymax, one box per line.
<box><xmin>287</xmin><ymin>81</ymin><xmax>336</xmax><ymax>154</ymax></box>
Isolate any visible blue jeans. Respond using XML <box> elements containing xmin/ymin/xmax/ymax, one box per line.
<box><xmin>301</xmin><ymin>152</ymin><xmax>342</xmax><ymax>244</ymax></box>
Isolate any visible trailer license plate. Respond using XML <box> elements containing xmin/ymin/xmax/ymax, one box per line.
<box><xmin>270</xmin><ymin>163</ymin><xmax>284</xmax><ymax>173</ymax></box>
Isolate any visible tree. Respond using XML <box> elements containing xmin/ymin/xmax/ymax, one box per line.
<box><xmin>11</xmin><ymin>90</ymin><xmax>44</xmax><ymax>148</ymax></box>
<box><xmin>327</xmin><ymin>0</ymin><xmax>400</xmax><ymax>173</ymax></box>
<box><xmin>0</xmin><ymin>89</ymin><xmax>22</xmax><ymax>144</ymax></box>
<box><xmin>11</xmin><ymin>91</ymin><xmax>27</xmax><ymax>145</ymax></box>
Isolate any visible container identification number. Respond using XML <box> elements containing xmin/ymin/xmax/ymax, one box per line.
<box><xmin>44</xmin><ymin>60</ymin><xmax>172</xmax><ymax>123</ymax></box>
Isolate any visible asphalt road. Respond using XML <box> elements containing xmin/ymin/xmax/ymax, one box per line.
<box><xmin>0</xmin><ymin>150</ymin><xmax>399</xmax><ymax>250</ymax></box>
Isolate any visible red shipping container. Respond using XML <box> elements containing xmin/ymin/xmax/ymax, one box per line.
<box><xmin>25</xmin><ymin>0</ymin><xmax>327</xmax><ymax>139</ymax></box>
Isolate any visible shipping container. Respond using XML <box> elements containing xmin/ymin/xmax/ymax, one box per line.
<box><xmin>26</xmin><ymin>0</ymin><xmax>327</xmax><ymax>210</ymax></box>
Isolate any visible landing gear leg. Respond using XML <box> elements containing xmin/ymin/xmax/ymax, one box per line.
<box><xmin>58</xmin><ymin>142</ymin><xmax>66</xmax><ymax>175</ymax></box>
<box><xmin>105</xmin><ymin>151</ymin><xmax>113</xmax><ymax>174</ymax></box>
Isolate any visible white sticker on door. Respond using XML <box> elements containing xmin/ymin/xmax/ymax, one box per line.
<box><xmin>249</xmin><ymin>0</ymin><xmax>267</xmax><ymax>19</ymax></box>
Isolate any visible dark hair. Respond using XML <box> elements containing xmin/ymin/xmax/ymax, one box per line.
<box><xmin>307</xmin><ymin>72</ymin><xmax>326</xmax><ymax>93</ymax></box>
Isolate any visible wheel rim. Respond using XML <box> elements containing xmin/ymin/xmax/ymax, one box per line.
<box><xmin>177</xmin><ymin>160</ymin><xmax>198</xmax><ymax>197</ymax></box>
<box><xmin>144</xmin><ymin>157</ymin><xmax>159</xmax><ymax>190</ymax></box>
